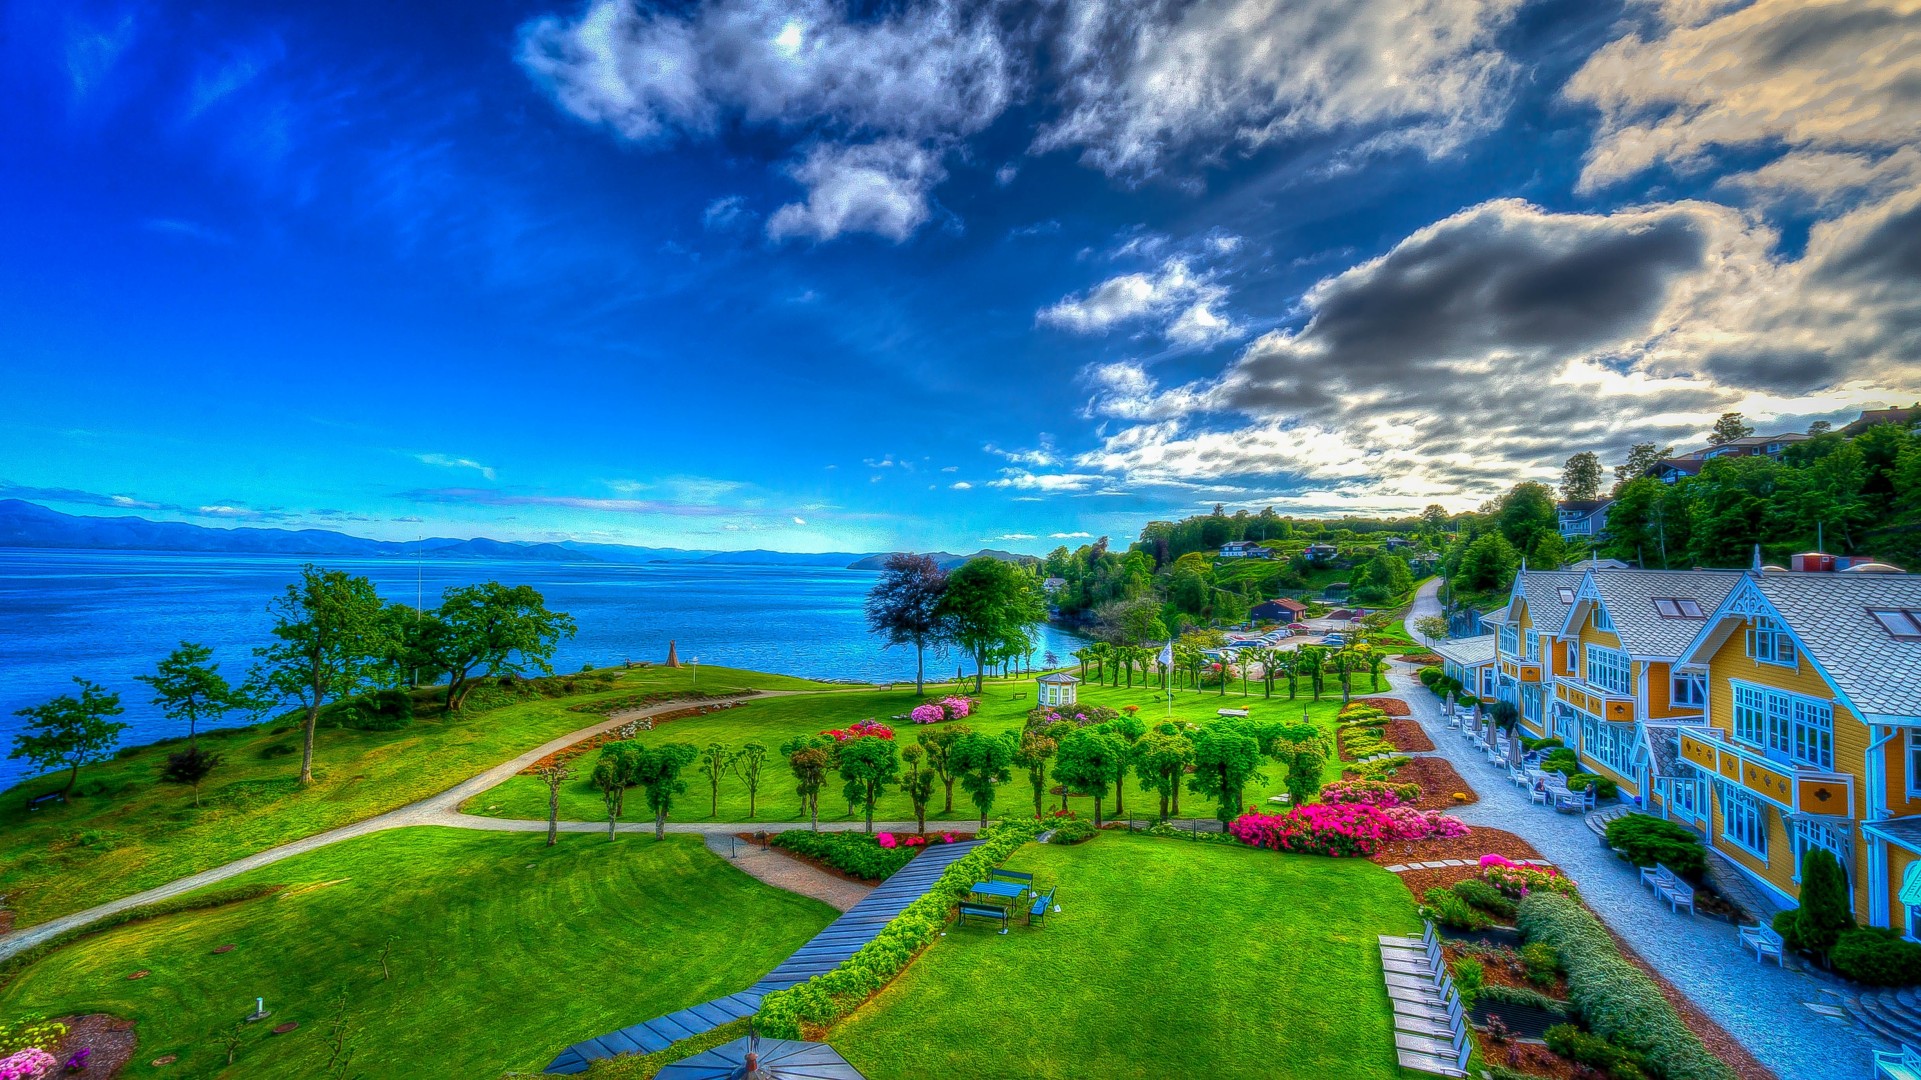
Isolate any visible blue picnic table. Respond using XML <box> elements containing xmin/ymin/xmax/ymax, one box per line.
<box><xmin>970</xmin><ymin>880</ymin><xmax>1027</xmax><ymax>903</ymax></box>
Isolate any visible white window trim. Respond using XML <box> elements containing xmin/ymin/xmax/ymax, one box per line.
<box><xmin>1906</xmin><ymin>731</ymin><xmax>1921</xmax><ymax>800</ymax></box>
<box><xmin>1731</xmin><ymin>680</ymin><xmax>1835</xmax><ymax>772</ymax></box>
<box><xmin>1585</xmin><ymin>644</ymin><xmax>1632</xmax><ymax>696</ymax></box>
<box><xmin>1720</xmin><ymin>785</ymin><xmax>1769</xmax><ymax>859</ymax></box>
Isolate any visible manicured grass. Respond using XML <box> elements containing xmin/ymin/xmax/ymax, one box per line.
<box><xmin>0</xmin><ymin>828</ymin><xmax>835</xmax><ymax>1078</ymax></box>
<box><xmin>469</xmin><ymin>676</ymin><xmax>1366</xmax><ymax>826</ymax></box>
<box><xmin>830</xmin><ymin>831</ymin><xmax>1422</xmax><ymax>1079</ymax></box>
<box><xmin>0</xmin><ymin>665</ymin><xmax>833</xmax><ymax>929</ymax></box>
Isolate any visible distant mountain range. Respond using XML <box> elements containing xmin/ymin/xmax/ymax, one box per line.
<box><xmin>0</xmin><ymin>500</ymin><xmax>1036</xmax><ymax>570</ymax></box>
<box><xmin>846</xmin><ymin>549</ymin><xmax>1038</xmax><ymax>570</ymax></box>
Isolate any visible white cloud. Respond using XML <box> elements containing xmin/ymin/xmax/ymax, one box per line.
<box><xmin>793</xmin><ymin>516</ymin><xmax>807</xmax><ymax>525</ymax></box>
<box><xmin>950</xmin><ymin>481</ymin><xmax>974</xmax><ymax>489</ymax></box>
<box><xmin>416</xmin><ymin>453</ymin><xmax>497</xmax><ymax>481</ymax></box>
<box><xmin>766</xmin><ymin>140</ymin><xmax>946</xmax><ymax>243</ymax></box>
<box><xmin>1038</xmin><ymin>257</ymin><xmax>1235</xmax><ymax>346</ymax></box>
<box><xmin>702</xmin><ymin>194</ymin><xmax>751</xmax><ymax>229</ymax></box>
<box><xmin>995</xmin><ymin>162</ymin><xmax>1019</xmax><ymax>186</ymax></box>
<box><xmin>1566</xmin><ymin>0</ymin><xmax>1921</xmax><ymax>195</ymax></box>
<box><xmin>989</xmin><ymin>532</ymin><xmax>1037</xmax><ymax>541</ymax></box>
<box><xmin>1049</xmin><ymin>531</ymin><xmax>1095</xmax><ymax>538</ymax></box>
<box><xmin>985</xmin><ymin>439</ymin><xmax>1061</xmax><ymax>467</ymax></box>
<box><xmin>1035</xmin><ymin>0</ymin><xmax>1523</xmax><ymax>176</ymax></box>
<box><xmin>989</xmin><ymin>471</ymin><xmax>1103</xmax><ymax>492</ymax></box>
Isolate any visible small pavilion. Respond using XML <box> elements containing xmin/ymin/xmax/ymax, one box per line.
<box><xmin>1037</xmin><ymin>671</ymin><xmax>1080</xmax><ymax>708</ymax></box>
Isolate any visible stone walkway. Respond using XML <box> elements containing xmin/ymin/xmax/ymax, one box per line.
<box><xmin>701</xmin><ymin>834</ymin><xmax>873</xmax><ymax>912</ymax></box>
<box><xmin>1386</xmin><ymin>660</ymin><xmax>1878</xmax><ymax>1078</ymax></box>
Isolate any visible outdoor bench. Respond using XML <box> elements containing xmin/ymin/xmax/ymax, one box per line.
<box><xmin>1739</xmin><ymin>922</ymin><xmax>1784</xmax><ymax>965</ymax></box>
<box><xmin>958</xmin><ymin>902</ymin><xmax>1009</xmax><ymax>933</ymax></box>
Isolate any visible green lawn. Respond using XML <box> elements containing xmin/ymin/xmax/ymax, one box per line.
<box><xmin>468</xmin><ymin>677</ymin><xmax>1370</xmax><ymax>826</ymax></box>
<box><xmin>0</xmin><ymin>828</ymin><xmax>836</xmax><ymax>1078</ymax></box>
<box><xmin>0</xmin><ymin>664</ymin><xmax>833</xmax><ymax>929</ymax></box>
<box><xmin>829</xmin><ymin>832</ymin><xmax>1422</xmax><ymax>1079</ymax></box>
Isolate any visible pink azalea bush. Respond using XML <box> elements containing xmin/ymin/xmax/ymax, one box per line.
<box><xmin>0</xmin><ymin>1049</ymin><xmax>55</xmax><ymax>1080</ymax></box>
<box><xmin>940</xmin><ymin>696</ymin><xmax>975</xmax><ymax>719</ymax></box>
<box><xmin>1318</xmin><ymin>779</ymin><xmax>1422</xmax><ymax>809</ymax></box>
<box><xmin>1479</xmin><ymin>853</ymin><xmax>1578</xmax><ymax>898</ymax></box>
<box><xmin>910</xmin><ymin>697</ymin><xmax>977</xmax><ymax>724</ymax></box>
<box><xmin>909</xmin><ymin>703</ymin><xmax>944</xmax><ymax>724</ymax></box>
<box><xmin>1231</xmin><ymin>802</ymin><xmax>1469</xmax><ymax>857</ymax></box>
<box><xmin>823</xmin><ymin>719</ymin><xmax>895</xmax><ymax>741</ymax></box>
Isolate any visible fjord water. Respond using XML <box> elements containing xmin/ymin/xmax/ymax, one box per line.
<box><xmin>0</xmin><ymin>549</ymin><xmax>1086</xmax><ymax>788</ymax></box>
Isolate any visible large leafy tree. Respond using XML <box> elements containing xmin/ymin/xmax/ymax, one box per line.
<box><xmin>406</xmin><ymin>582</ymin><xmax>576</xmax><ymax>711</ymax></box>
<box><xmin>1560</xmin><ymin>451</ymin><xmax>1604</xmax><ymax>502</ymax></box>
<box><xmin>1053</xmin><ymin>729</ymin><xmax>1125</xmax><ymax>826</ymax></box>
<box><xmin>937</xmin><ymin>557</ymin><xmax>1046</xmax><ymax>693</ymax></box>
<box><xmin>1493</xmin><ymin>482</ymin><xmax>1558</xmax><ymax>553</ymax></box>
<box><xmin>631</xmin><ymin>743</ymin><xmax>699</xmax><ymax>839</ymax></box>
<box><xmin>916</xmin><ymin>724</ymin><xmax>971</xmax><ymax>813</ymax></box>
<box><xmin>951</xmin><ymin>731</ymin><xmax>1015</xmax><ymax>826</ymax></box>
<box><xmin>1132</xmin><ymin>729</ymin><xmax>1192</xmax><ymax>821</ymax></box>
<box><xmin>1708</xmin><ymin>411</ymin><xmax>1754</xmax><ymax>445</ymax></box>
<box><xmin>1612</xmin><ymin>442</ymin><xmax>1674</xmax><ymax>493</ymax></box>
<box><xmin>837</xmin><ymin>735</ymin><xmax>900</xmax><ymax>833</ymax></box>
<box><xmin>10</xmin><ymin>678</ymin><xmax>126</xmax><ymax>798</ymax></box>
<box><xmin>1188</xmin><ymin>723</ymin><xmax>1265</xmax><ymax>827</ymax></box>
<box><xmin>864</xmin><ymin>553</ymin><xmax>950</xmax><ymax>695</ymax></box>
<box><xmin>250</xmin><ymin>566</ymin><xmax>394</xmax><ymax>785</ymax></box>
<box><xmin>1456</xmin><ymin>532</ymin><xmax>1520</xmax><ymax>592</ymax></box>
<box><xmin>137</xmin><ymin>641</ymin><xmax>254</xmax><ymax>750</ymax></box>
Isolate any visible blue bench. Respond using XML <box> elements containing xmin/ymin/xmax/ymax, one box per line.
<box><xmin>26</xmin><ymin>791</ymin><xmax>63</xmax><ymax>811</ymax></box>
<box><xmin>1028</xmin><ymin>886</ymin><xmax>1059</xmax><ymax>927</ymax></box>
<box><xmin>959</xmin><ymin>902</ymin><xmax>1009</xmax><ymax>934</ymax></box>
<box><xmin>990</xmin><ymin>869</ymin><xmax>1034</xmax><ymax>889</ymax></box>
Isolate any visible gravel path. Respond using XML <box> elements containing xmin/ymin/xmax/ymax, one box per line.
<box><xmin>1387</xmin><ymin>660</ymin><xmax>1877</xmax><ymax>1078</ymax></box>
<box><xmin>700</xmin><ymin>834</ymin><xmax>874</xmax><ymax>912</ymax></box>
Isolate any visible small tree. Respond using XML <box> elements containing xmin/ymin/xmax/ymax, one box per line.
<box><xmin>1133</xmin><ymin>730</ymin><xmax>1193</xmax><ymax>821</ymax></box>
<box><xmin>698</xmin><ymin>742</ymin><xmax>731</xmax><ymax>818</ymax></box>
<box><xmin>10</xmin><ymin>678</ymin><xmax>126</xmax><ymax>798</ymax></box>
<box><xmin>900</xmin><ymin>744</ymin><xmax>936</xmax><ymax>834</ymax></box>
<box><xmin>917</xmin><ymin>725</ymin><xmax>971</xmax><ymax>813</ymax></box>
<box><xmin>1108</xmin><ymin>715</ymin><xmax>1146</xmax><ymax>817</ymax></box>
<box><xmin>1189</xmin><ymin>724</ymin><xmax>1265</xmax><ymax>827</ymax></box>
<box><xmin>138</xmin><ymin>641</ymin><xmax>253</xmax><ymax>752</ymax></box>
<box><xmin>1775</xmin><ymin>848</ymin><xmax>1854</xmax><ymax>961</ymax></box>
<box><xmin>159</xmin><ymin>746</ymin><xmax>224</xmax><ymax>806</ymax></box>
<box><xmin>1708</xmin><ymin>411</ymin><xmax>1754</xmax><ymax>445</ymax></box>
<box><xmin>952</xmin><ymin>732</ymin><xmax>1015</xmax><ymax>827</ymax></box>
<box><xmin>535</xmin><ymin>761</ymin><xmax>575</xmax><ymax>847</ymax></box>
<box><xmin>601</xmin><ymin>771</ymin><xmax>623</xmax><ymax>840</ymax></box>
<box><xmin>864</xmin><ymin>553</ymin><xmax>950</xmax><ymax>695</ymax></box>
<box><xmin>837</xmin><ymin>735</ymin><xmax>900</xmax><ymax>834</ymax></box>
<box><xmin>632</xmin><ymin>743</ymin><xmax>699</xmax><ymax>839</ymax></box>
<box><xmin>1284</xmin><ymin>749</ymin><xmax>1324</xmax><ymax>808</ymax></box>
<box><xmin>787</xmin><ymin>744</ymin><xmax>831</xmax><ymax>831</ymax></box>
<box><xmin>250</xmin><ymin>566</ymin><xmax>393</xmax><ymax>785</ymax></box>
<box><xmin>1054</xmin><ymin>729</ymin><xmax>1124</xmax><ymax>826</ymax></box>
<box><xmin>732</xmin><ymin>743</ymin><xmax>768</xmax><ymax>819</ymax></box>
<box><xmin>1013</xmin><ymin>731</ymin><xmax>1057</xmax><ymax>817</ymax></box>
<box><xmin>1414</xmin><ymin>615</ymin><xmax>1450</xmax><ymax>644</ymax></box>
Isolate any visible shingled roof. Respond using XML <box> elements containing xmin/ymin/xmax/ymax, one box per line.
<box><xmin>1569</xmin><ymin>569</ymin><xmax>1744</xmax><ymax>658</ymax></box>
<box><xmin>1433</xmin><ymin>635</ymin><xmax>1497</xmax><ymax>668</ymax></box>
<box><xmin>1747</xmin><ymin>573</ymin><xmax>1921</xmax><ymax>721</ymax></box>
<box><xmin>1505</xmin><ymin>569</ymin><xmax>1585</xmax><ymax>633</ymax></box>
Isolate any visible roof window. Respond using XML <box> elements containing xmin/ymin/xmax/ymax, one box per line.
<box><xmin>1557</xmin><ymin>587</ymin><xmax>1576</xmax><ymax>603</ymax></box>
<box><xmin>1653</xmin><ymin>598</ymin><xmax>1705</xmax><ymax>618</ymax></box>
<box><xmin>1869</xmin><ymin>608</ymin><xmax>1921</xmax><ymax>639</ymax></box>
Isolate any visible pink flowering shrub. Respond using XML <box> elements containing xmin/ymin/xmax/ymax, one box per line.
<box><xmin>0</xmin><ymin>1049</ymin><xmax>55</xmax><ymax>1080</ymax></box>
<box><xmin>1231</xmin><ymin>802</ymin><xmax>1469</xmax><ymax>857</ymax></box>
<box><xmin>1318</xmin><ymin>779</ymin><xmax>1422</xmax><ymax>808</ymax></box>
<box><xmin>823</xmin><ymin>719</ymin><xmax>895</xmax><ymax>741</ymax></box>
<box><xmin>911</xmin><ymin>697</ymin><xmax>977</xmax><ymax>724</ymax></box>
<box><xmin>910</xmin><ymin>703</ymin><xmax>944</xmax><ymax>724</ymax></box>
<box><xmin>940</xmin><ymin>696</ymin><xmax>975</xmax><ymax>719</ymax></box>
<box><xmin>1479</xmin><ymin>854</ymin><xmax>1578</xmax><ymax>898</ymax></box>
<box><xmin>877</xmin><ymin>832</ymin><xmax>898</xmax><ymax>849</ymax></box>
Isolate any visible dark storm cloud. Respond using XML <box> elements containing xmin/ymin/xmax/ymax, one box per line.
<box><xmin>1701</xmin><ymin>348</ymin><xmax>1845</xmax><ymax>396</ymax></box>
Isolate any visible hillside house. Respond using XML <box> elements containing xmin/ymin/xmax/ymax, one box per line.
<box><xmin>1218</xmin><ymin>540</ymin><xmax>1273</xmax><ymax>559</ymax></box>
<box><xmin>1250</xmin><ymin>598</ymin><xmax>1308</xmax><ymax>623</ymax></box>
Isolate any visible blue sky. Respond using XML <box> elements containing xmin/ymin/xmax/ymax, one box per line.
<box><xmin>2</xmin><ymin>0</ymin><xmax>1917</xmax><ymax>553</ymax></box>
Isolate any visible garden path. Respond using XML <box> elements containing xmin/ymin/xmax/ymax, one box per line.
<box><xmin>700</xmin><ymin>833</ymin><xmax>873</xmax><ymax>912</ymax></box>
<box><xmin>1384</xmin><ymin>660</ymin><xmax>1879</xmax><ymax>1079</ymax></box>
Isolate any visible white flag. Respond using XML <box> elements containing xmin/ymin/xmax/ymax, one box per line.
<box><xmin>1158</xmin><ymin>641</ymin><xmax>1174</xmax><ymax>667</ymax></box>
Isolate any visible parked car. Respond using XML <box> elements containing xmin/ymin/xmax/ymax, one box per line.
<box><xmin>1324</xmin><ymin>634</ymin><xmax>1345</xmax><ymax>647</ymax></box>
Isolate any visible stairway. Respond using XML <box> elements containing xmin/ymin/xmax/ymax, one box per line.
<box><xmin>1849</xmin><ymin>987</ymin><xmax>1921</xmax><ymax>1051</ymax></box>
<box><xmin>1584</xmin><ymin>804</ymin><xmax>1632</xmax><ymax>839</ymax></box>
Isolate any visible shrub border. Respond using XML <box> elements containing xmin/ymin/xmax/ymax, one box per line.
<box><xmin>754</xmin><ymin>819</ymin><xmax>1046</xmax><ymax>1039</ymax></box>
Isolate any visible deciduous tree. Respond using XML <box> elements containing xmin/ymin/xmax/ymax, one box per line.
<box><xmin>1132</xmin><ymin>729</ymin><xmax>1192</xmax><ymax>821</ymax></box>
<box><xmin>137</xmin><ymin>641</ymin><xmax>254</xmax><ymax>751</ymax></box>
<box><xmin>536</xmin><ymin>760</ymin><xmax>575</xmax><ymax>846</ymax></box>
<box><xmin>863</xmin><ymin>553</ymin><xmax>950</xmax><ymax>695</ymax></box>
<box><xmin>951</xmin><ymin>731</ymin><xmax>1015</xmax><ymax>827</ymax></box>
<box><xmin>837</xmin><ymin>735</ymin><xmax>900</xmax><ymax>833</ymax></box>
<box><xmin>732</xmin><ymin>743</ymin><xmax>768</xmax><ymax>819</ymax></box>
<box><xmin>937</xmin><ymin>558</ymin><xmax>1046</xmax><ymax>693</ymax></box>
<box><xmin>1188</xmin><ymin>723</ymin><xmax>1265</xmax><ymax>827</ymax></box>
<box><xmin>1708</xmin><ymin>411</ymin><xmax>1754</xmax><ymax>445</ymax></box>
<box><xmin>917</xmin><ymin>724</ymin><xmax>971</xmax><ymax>813</ymax></box>
<box><xmin>1013</xmin><ymin>731</ymin><xmax>1056</xmax><ymax>817</ymax></box>
<box><xmin>698</xmin><ymin>742</ymin><xmax>731</xmax><ymax>818</ymax></box>
<box><xmin>632</xmin><ymin>743</ymin><xmax>699</xmax><ymax>839</ymax></box>
<box><xmin>10</xmin><ymin>678</ymin><xmax>126</xmax><ymax>798</ymax></box>
<box><xmin>405</xmin><ymin>582</ymin><xmax>576</xmax><ymax>711</ymax></box>
<box><xmin>249</xmin><ymin>566</ymin><xmax>394</xmax><ymax>785</ymax></box>
<box><xmin>786</xmin><ymin>743</ymin><xmax>831</xmax><ymax>831</ymax></box>
<box><xmin>900</xmin><ymin>744</ymin><xmax>936</xmax><ymax>834</ymax></box>
<box><xmin>1560</xmin><ymin>451</ymin><xmax>1604</xmax><ymax>502</ymax></box>
<box><xmin>1053</xmin><ymin>729</ymin><xmax>1124</xmax><ymax>826</ymax></box>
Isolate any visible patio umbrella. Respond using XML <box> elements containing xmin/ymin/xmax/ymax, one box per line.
<box><xmin>654</xmin><ymin>1032</ymin><xmax>866</xmax><ymax>1080</ymax></box>
<box><xmin>1508</xmin><ymin>733</ymin><xmax>1526</xmax><ymax>768</ymax></box>
<box><xmin>1444</xmin><ymin>691</ymin><xmax>1455</xmax><ymax>717</ymax></box>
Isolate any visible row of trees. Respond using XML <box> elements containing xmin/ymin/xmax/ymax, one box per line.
<box><xmin>1070</xmin><ymin>642</ymin><xmax>1390</xmax><ymax>701</ymax></box>
<box><xmin>864</xmin><ymin>554</ymin><xmax>1049</xmax><ymax>694</ymax></box>
<box><xmin>9</xmin><ymin>566</ymin><xmax>574</xmax><ymax>799</ymax></box>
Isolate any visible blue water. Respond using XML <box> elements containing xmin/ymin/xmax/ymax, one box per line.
<box><xmin>0</xmin><ymin>549</ymin><xmax>1086</xmax><ymax>786</ymax></box>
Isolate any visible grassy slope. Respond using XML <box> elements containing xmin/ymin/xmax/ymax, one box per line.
<box><xmin>469</xmin><ymin>674</ymin><xmax>1377</xmax><ymax>826</ymax></box>
<box><xmin>0</xmin><ymin>828</ymin><xmax>835</xmax><ymax>1078</ymax></box>
<box><xmin>830</xmin><ymin>832</ymin><xmax>1421</xmax><ymax>1079</ymax></box>
<box><xmin>0</xmin><ymin>665</ymin><xmax>832</xmax><ymax>929</ymax></box>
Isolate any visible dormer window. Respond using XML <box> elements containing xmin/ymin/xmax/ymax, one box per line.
<box><xmin>1653</xmin><ymin>598</ymin><xmax>1704</xmax><ymax>618</ymax></box>
<box><xmin>1870</xmin><ymin>609</ymin><xmax>1921</xmax><ymax>639</ymax></box>
<box><xmin>1592</xmin><ymin>603</ymin><xmax>1614</xmax><ymax>632</ymax></box>
<box><xmin>1747</xmin><ymin>617</ymin><xmax>1797</xmax><ymax>667</ymax></box>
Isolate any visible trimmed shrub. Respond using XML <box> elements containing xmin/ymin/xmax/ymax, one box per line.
<box><xmin>1832</xmin><ymin>927</ymin><xmax>1921</xmax><ymax>986</ymax></box>
<box><xmin>1480</xmin><ymin>982</ymin><xmax>1569</xmax><ymax>1015</ymax></box>
<box><xmin>770</xmin><ymin>831</ymin><xmax>963</xmax><ymax>882</ymax></box>
<box><xmin>1517</xmin><ymin>893</ymin><xmax>1734</xmax><ymax>1080</ymax></box>
<box><xmin>1047</xmin><ymin>819</ymin><xmax>1097</xmax><ymax>845</ymax></box>
<box><xmin>1566</xmin><ymin>772</ymin><xmax>1619</xmax><ymax>800</ymax></box>
<box><xmin>1774</xmin><ymin>848</ymin><xmax>1853</xmax><ymax>960</ymax></box>
<box><xmin>326</xmin><ymin>688</ymin><xmax>415</xmax><ymax>731</ymax></box>
<box><xmin>1605</xmin><ymin>814</ymin><xmax>1706</xmax><ymax>878</ymax></box>
<box><xmin>755</xmin><ymin>819</ymin><xmax>1046</xmax><ymax>1038</ymax></box>
<box><xmin>1544</xmin><ymin>1023</ymin><xmax>1649</xmax><ymax>1080</ymax></box>
<box><xmin>1422</xmin><ymin>888</ymin><xmax>1490</xmax><ymax>931</ymax></box>
<box><xmin>1451</xmin><ymin>877</ymin><xmax>1517</xmax><ymax>921</ymax></box>
<box><xmin>1521</xmin><ymin>736</ymin><xmax>1564</xmax><ymax>752</ymax></box>
<box><xmin>1521</xmin><ymin>941</ymin><xmax>1561</xmax><ymax>987</ymax></box>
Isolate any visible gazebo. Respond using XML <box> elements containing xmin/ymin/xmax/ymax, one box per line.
<box><xmin>653</xmin><ymin>1033</ymin><xmax>865</xmax><ymax>1080</ymax></box>
<box><xmin>1037</xmin><ymin>671</ymin><xmax>1080</xmax><ymax>707</ymax></box>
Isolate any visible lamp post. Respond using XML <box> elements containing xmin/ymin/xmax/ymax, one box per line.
<box><xmin>691</xmin><ymin>658</ymin><xmax>699</xmax><ymax>689</ymax></box>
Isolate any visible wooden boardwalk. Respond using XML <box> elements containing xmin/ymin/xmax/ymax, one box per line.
<box><xmin>544</xmin><ymin>838</ymin><xmax>983</xmax><ymax>1074</ymax></box>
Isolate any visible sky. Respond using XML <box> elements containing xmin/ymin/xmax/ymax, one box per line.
<box><xmin>2</xmin><ymin>0</ymin><xmax>1918</xmax><ymax>554</ymax></box>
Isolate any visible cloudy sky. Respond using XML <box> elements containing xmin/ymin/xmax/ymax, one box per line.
<box><xmin>3</xmin><ymin>0</ymin><xmax>1917</xmax><ymax>552</ymax></box>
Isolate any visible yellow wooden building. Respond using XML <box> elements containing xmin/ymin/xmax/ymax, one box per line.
<box><xmin>1490</xmin><ymin>567</ymin><xmax>1585</xmax><ymax>739</ymax></box>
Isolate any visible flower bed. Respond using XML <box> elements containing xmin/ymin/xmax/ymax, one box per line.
<box><xmin>1396</xmin><ymin>757</ymin><xmax>1478</xmax><ymax>811</ymax></box>
<box><xmin>1480</xmin><ymin>854</ymin><xmax>1578</xmax><ymax>900</ymax></box>
<box><xmin>770</xmin><ymin>829</ymin><xmax>962</xmax><ymax>882</ymax></box>
<box><xmin>823</xmin><ymin>719</ymin><xmax>895</xmax><ymax>741</ymax></box>
<box><xmin>1353</xmin><ymin>696</ymin><xmax>1412</xmax><ymax>716</ymax></box>
<box><xmin>1318</xmin><ymin>779</ymin><xmax>1422</xmax><ymax>808</ymax></box>
<box><xmin>909</xmin><ymin>696</ymin><xmax>976</xmax><ymax>724</ymax></box>
<box><xmin>1382</xmin><ymin>719</ymin><xmax>1434</xmax><ymax>752</ymax></box>
<box><xmin>1230</xmin><ymin>802</ymin><xmax>1467</xmax><ymax>857</ymax></box>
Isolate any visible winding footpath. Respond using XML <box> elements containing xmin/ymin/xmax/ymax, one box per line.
<box><xmin>1376</xmin><ymin>619</ymin><xmax>1879</xmax><ymax>1077</ymax></box>
<box><xmin>0</xmin><ymin>690</ymin><xmax>907</xmax><ymax>963</ymax></box>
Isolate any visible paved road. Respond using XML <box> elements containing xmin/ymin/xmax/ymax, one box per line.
<box><xmin>1391</xmin><ymin>660</ymin><xmax>1875</xmax><ymax>1079</ymax></box>
<box><xmin>0</xmin><ymin>691</ymin><xmax>792</xmax><ymax>962</ymax></box>
<box><xmin>1406</xmin><ymin>575</ymin><xmax>1444</xmax><ymax>644</ymax></box>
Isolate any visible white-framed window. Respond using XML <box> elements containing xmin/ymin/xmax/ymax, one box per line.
<box><xmin>1672</xmin><ymin>673</ymin><xmax>1707</xmax><ymax>709</ymax></box>
<box><xmin>1793</xmin><ymin>819</ymin><xmax>1849</xmax><ymax>886</ymax></box>
<box><xmin>1525</xmin><ymin>630</ymin><xmax>1540</xmax><ymax>662</ymax></box>
<box><xmin>1907</xmin><ymin>731</ymin><xmax>1921</xmax><ymax>799</ymax></box>
<box><xmin>1732</xmin><ymin>683</ymin><xmax>1834</xmax><ymax>770</ymax></box>
<box><xmin>1580</xmin><ymin>714</ymin><xmax>1637</xmax><ymax>777</ymax></box>
<box><xmin>1747</xmin><ymin>617</ymin><xmax>1797</xmax><ymax>667</ymax></box>
<box><xmin>1586</xmin><ymin>645</ymin><xmax>1632</xmax><ymax>695</ymax></box>
<box><xmin>1653</xmin><ymin>597</ymin><xmax>1704</xmax><ymax>618</ymax></box>
<box><xmin>1666</xmin><ymin>775</ymin><xmax>1704</xmax><ymax>819</ymax></box>
<box><xmin>1522</xmin><ymin>684</ymin><xmax>1542</xmax><ymax>723</ymax></box>
<box><xmin>1592</xmin><ymin>603</ymin><xmax>1614</xmax><ymax>632</ymax></box>
<box><xmin>1500</xmin><ymin>625</ymin><xmax>1520</xmax><ymax>656</ymax></box>
<box><xmin>1721</xmin><ymin>785</ymin><xmax>1768</xmax><ymax>858</ymax></box>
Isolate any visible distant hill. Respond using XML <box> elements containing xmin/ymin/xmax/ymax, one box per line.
<box><xmin>846</xmin><ymin>549</ymin><xmax>1039</xmax><ymax>571</ymax></box>
<box><xmin>695</xmin><ymin>549</ymin><xmax>871</xmax><ymax>567</ymax></box>
<box><xmin>555</xmin><ymin>540</ymin><xmax>718</xmax><ymax>563</ymax></box>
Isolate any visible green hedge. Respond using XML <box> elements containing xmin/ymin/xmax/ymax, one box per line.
<box><xmin>1517</xmin><ymin>893</ymin><xmax>1733</xmax><ymax>1080</ymax></box>
<box><xmin>755</xmin><ymin>819</ymin><xmax>1046</xmax><ymax>1039</ymax></box>
<box><xmin>770</xmin><ymin>831</ymin><xmax>917</xmax><ymax>882</ymax></box>
<box><xmin>1605</xmin><ymin>814</ymin><xmax>1706</xmax><ymax>878</ymax></box>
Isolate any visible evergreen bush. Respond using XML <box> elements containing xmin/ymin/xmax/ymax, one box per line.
<box><xmin>1831</xmin><ymin>927</ymin><xmax>1921</xmax><ymax>986</ymax></box>
<box><xmin>1605</xmin><ymin>814</ymin><xmax>1706</xmax><ymax>878</ymax></box>
<box><xmin>1773</xmin><ymin>848</ymin><xmax>1853</xmax><ymax>960</ymax></box>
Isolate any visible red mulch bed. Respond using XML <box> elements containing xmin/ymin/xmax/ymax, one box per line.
<box><xmin>1400</xmin><ymin>653</ymin><xmax>1444</xmax><ymax>666</ymax></box>
<box><xmin>55</xmin><ymin>1015</ymin><xmax>136</xmax><ymax>1079</ymax></box>
<box><xmin>1354</xmin><ymin>696</ymin><xmax>1411</xmax><ymax>716</ymax></box>
<box><xmin>1372</xmin><ymin>828</ymin><xmax>1546</xmax><ymax>899</ymax></box>
<box><xmin>1383</xmin><ymin>719</ymin><xmax>1434</xmax><ymax>752</ymax></box>
<box><xmin>1368</xmin><ymin>756</ymin><xmax>1477</xmax><ymax>812</ymax></box>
